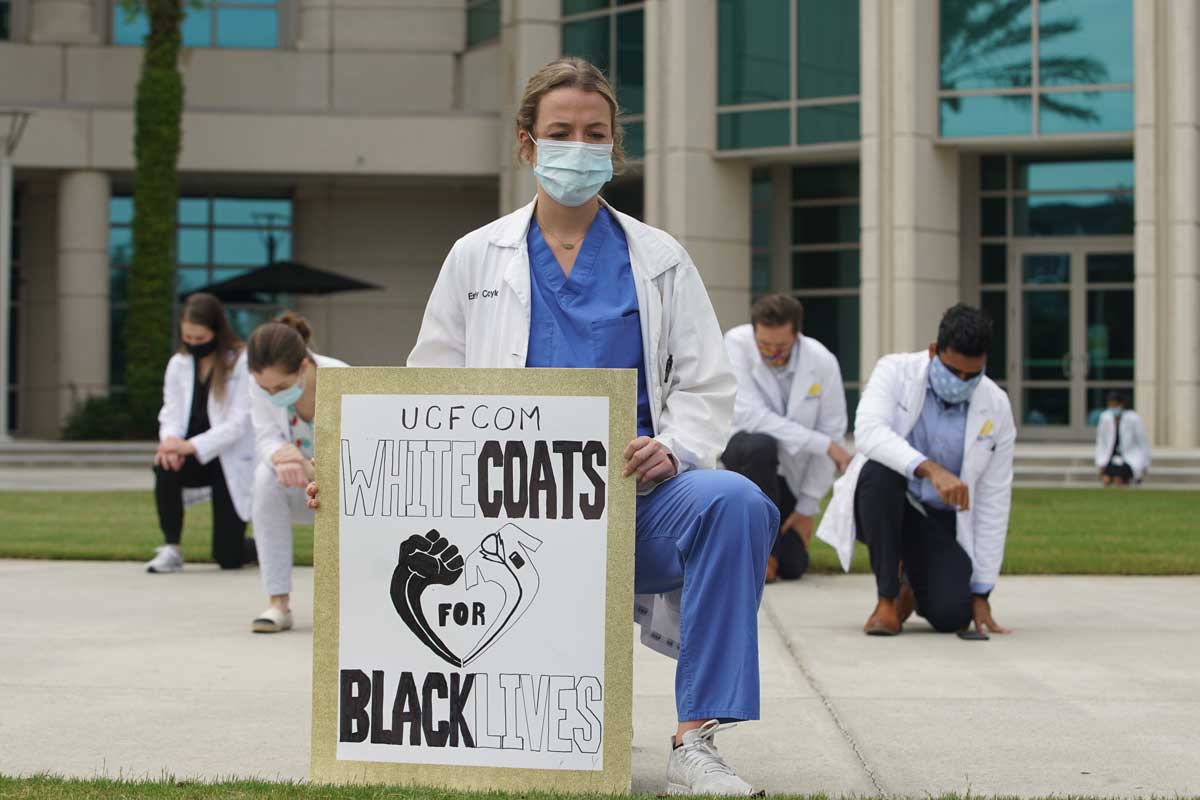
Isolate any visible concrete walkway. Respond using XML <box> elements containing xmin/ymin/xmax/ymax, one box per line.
<box><xmin>0</xmin><ymin>559</ymin><xmax>1196</xmax><ymax>797</ymax></box>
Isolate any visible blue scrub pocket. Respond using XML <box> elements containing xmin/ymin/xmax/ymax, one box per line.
<box><xmin>591</xmin><ymin>313</ymin><xmax>644</xmax><ymax>370</ymax></box>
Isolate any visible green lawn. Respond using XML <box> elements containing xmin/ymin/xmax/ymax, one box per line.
<box><xmin>0</xmin><ymin>488</ymin><xmax>1196</xmax><ymax>575</ymax></box>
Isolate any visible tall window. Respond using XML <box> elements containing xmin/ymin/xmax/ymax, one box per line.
<box><xmin>791</xmin><ymin>164</ymin><xmax>861</xmax><ymax>422</ymax></box>
<box><xmin>6</xmin><ymin>184</ymin><xmax>20</xmax><ymax>432</ymax></box>
<box><xmin>466</xmin><ymin>0</ymin><xmax>500</xmax><ymax>47</ymax></box>
<box><xmin>113</xmin><ymin>0</ymin><xmax>280</xmax><ymax>48</ymax></box>
<box><xmin>1</xmin><ymin>0</ymin><xmax>12</xmax><ymax>39</ymax></box>
<box><xmin>939</xmin><ymin>0</ymin><xmax>1133</xmax><ymax>138</ymax></box>
<box><xmin>561</xmin><ymin>0</ymin><xmax>645</xmax><ymax>159</ymax></box>
<box><xmin>109</xmin><ymin>196</ymin><xmax>293</xmax><ymax>387</ymax></box>
<box><xmin>716</xmin><ymin>0</ymin><xmax>859</xmax><ymax>151</ymax></box>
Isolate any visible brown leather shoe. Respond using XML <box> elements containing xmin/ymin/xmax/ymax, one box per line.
<box><xmin>863</xmin><ymin>597</ymin><xmax>902</xmax><ymax>636</ymax></box>
<box><xmin>896</xmin><ymin>581</ymin><xmax>915</xmax><ymax>625</ymax></box>
<box><xmin>765</xmin><ymin>555</ymin><xmax>780</xmax><ymax>584</ymax></box>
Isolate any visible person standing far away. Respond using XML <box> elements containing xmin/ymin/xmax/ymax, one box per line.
<box><xmin>245</xmin><ymin>312</ymin><xmax>347</xmax><ymax>634</ymax></box>
<box><xmin>815</xmin><ymin>304</ymin><xmax>1016</xmax><ymax>638</ymax></box>
<box><xmin>305</xmin><ymin>56</ymin><xmax>779</xmax><ymax>796</ymax></box>
<box><xmin>720</xmin><ymin>293</ymin><xmax>851</xmax><ymax>583</ymax></box>
<box><xmin>1095</xmin><ymin>391</ymin><xmax>1150</xmax><ymax>486</ymax></box>
<box><xmin>147</xmin><ymin>292</ymin><xmax>256</xmax><ymax>574</ymax></box>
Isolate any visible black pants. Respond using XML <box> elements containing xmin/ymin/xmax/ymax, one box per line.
<box><xmin>721</xmin><ymin>432</ymin><xmax>809</xmax><ymax>580</ymax></box>
<box><xmin>854</xmin><ymin>459</ymin><xmax>972</xmax><ymax>633</ymax></box>
<box><xmin>153</xmin><ymin>457</ymin><xmax>249</xmax><ymax>569</ymax></box>
<box><xmin>1103</xmin><ymin>461</ymin><xmax>1134</xmax><ymax>482</ymax></box>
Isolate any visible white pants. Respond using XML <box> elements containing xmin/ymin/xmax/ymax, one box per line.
<box><xmin>253</xmin><ymin>462</ymin><xmax>313</xmax><ymax>597</ymax></box>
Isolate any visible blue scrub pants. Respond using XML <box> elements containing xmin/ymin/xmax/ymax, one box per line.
<box><xmin>635</xmin><ymin>469</ymin><xmax>778</xmax><ymax>722</ymax></box>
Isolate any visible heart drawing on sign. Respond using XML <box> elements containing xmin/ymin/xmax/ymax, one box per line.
<box><xmin>389</xmin><ymin>524</ymin><xmax>543</xmax><ymax>668</ymax></box>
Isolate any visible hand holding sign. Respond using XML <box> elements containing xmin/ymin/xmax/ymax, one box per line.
<box><xmin>391</xmin><ymin>531</ymin><xmax>467</xmax><ymax>667</ymax></box>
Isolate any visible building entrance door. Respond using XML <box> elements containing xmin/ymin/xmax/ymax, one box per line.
<box><xmin>1009</xmin><ymin>239</ymin><xmax>1134</xmax><ymax>440</ymax></box>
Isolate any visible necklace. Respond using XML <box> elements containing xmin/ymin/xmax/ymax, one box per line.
<box><xmin>540</xmin><ymin>225</ymin><xmax>585</xmax><ymax>250</ymax></box>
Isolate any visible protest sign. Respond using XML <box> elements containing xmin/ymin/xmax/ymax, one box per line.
<box><xmin>309</xmin><ymin>367</ymin><xmax>635</xmax><ymax>793</ymax></box>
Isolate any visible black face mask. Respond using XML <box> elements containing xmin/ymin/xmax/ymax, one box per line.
<box><xmin>186</xmin><ymin>339</ymin><xmax>219</xmax><ymax>358</ymax></box>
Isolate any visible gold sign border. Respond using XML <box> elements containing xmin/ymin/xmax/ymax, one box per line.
<box><xmin>310</xmin><ymin>367</ymin><xmax>636</xmax><ymax>794</ymax></box>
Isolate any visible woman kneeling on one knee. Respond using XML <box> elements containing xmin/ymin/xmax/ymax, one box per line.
<box><xmin>147</xmin><ymin>293</ymin><xmax>255</xmax><ymax>574</ymax></box>
<box><xmin>246</xmin><ymin>312</ymin><xmax>347</xmax><ymax>633</ymax></box>
<box><xmin>305</xmin><ymin>58</ymin><xmax>778</xmax><ymax>796</ymax></box>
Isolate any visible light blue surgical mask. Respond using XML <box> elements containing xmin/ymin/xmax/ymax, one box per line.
<box><xmin>929</xmin><ymin>355</ymin><xmax>983</xmax><ymax>406</ymax></box>
<box><xmin>530</xmin><ymin>133</ymin><xmax>613</xmax><ymax>207</ymax></box>
<box><xmin>268</xmin><ymin>377</ymin><xmax>304</xmax><ymax>408</ymax></box>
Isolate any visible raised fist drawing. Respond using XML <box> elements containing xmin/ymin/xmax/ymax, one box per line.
<box><xmin>390</xmin><ymin>530</ymin><xmax>465</xmax><ymax>667</ymax></box>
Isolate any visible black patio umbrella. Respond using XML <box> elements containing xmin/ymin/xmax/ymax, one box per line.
<box><xmin>180</xmin><ymin>260</ymin><xmax>382</xmax><ymax>303</ymax></box>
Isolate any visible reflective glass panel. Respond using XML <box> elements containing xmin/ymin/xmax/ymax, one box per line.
<box><xmin>212</xmin><ymin>267</ymin><xmax>252</xmax><ymax>284</ymax></box>
<box><xmin>980</xmin><ymin>290</ymin><xmax>1007</xmax><ymax>381</ymax></box>
<box><xmin>622</xmin><ymin>119</ymin><xmax>644</xmax><ymax>160</ymax></box>
<box><xmin>845</xmin><ymin>388</ymin><xmax>859</xmax><ymax>432</ymax></box>
<box><xmin>113</xmin><ymin>6</ymin><xmax>149</xmax><ymax>45</ymax></box>
<box><xmin>110</xmin><ymin>307</ymin><xmax>128</xmax><ymax>387</ymax></box>
<box><xmin>792</xmin><ymin>164</ymin><xmax>858</xmax><ymax>199</ymax></box>
<box><xmin>751</xmin><ymin>169</ymin><xmax>771</xmax><ymax>248</ymax></box>
<box><xmin>601</xmin><ymin>177</ymin><xmax>643</xmax><ymax>221</ymax></box>
<box><xmin>752</xmin><ymin>253</ymin><xmax>772</xmax><ymax>296</ymax></box>
<box><xmin>792</xmin><ymin>250</ymin><xmax>860</xmax><ymax>289</ymax></box>
<box><xmin>797</xmin><ymin>294</ymin><xmax>860</xmax><ymax>382</ymax></box>
<box><xmin>981</xmin><ymin>196</ymin><xmax>1006</xmax><ymax>236</ymax></box>
<box><xmin>563</xmin><ymin>17</ymin><xmax>610</xmax><ymax>75</ymax></box>
<box><xmin>177</xmin><ymin>267</ymin><xmax>210</xmax><ymax>295</ymax></box>
<box><xmin>940</xmin><ymin>94</ymin><xmax>1033</xmax><ymax>137</ymax></box>
<box><xmin>1</xmin><ymin>1</ymin><xmax>10</xmax><ymax>40</ymax></box>
<box><xmin>1022</xmin><ymin>253</ymin><xmax>1069</xmax><ymax>284</ymax></box>
<box><xmin>467</xmin><ymin>0</ymin><xmax>500</xmax><ymax>46</ymax></box>
<box><xmin>177</xmin><ymin>198</ymin><xmax>210</xmax><ymax>225</ymax></box>
<box><xmin>562</xmin><ymin>0</ymin><xmax>608</xmax><ymax>14</ymax></box>
<box><xmin>1014</xmin><ymin>157</ymin><xmax>1133</xmax><ymax>192</ymax></box>
<box><xmin>615</xmin><ymin>10</ymin><xmax>644</xmax><ymax>115</ymax></box>
<box><xmin>795</xmin><ymin>103</ymin><xmax>859</xmax><ymax>144</ymax></box>
<box><xmin>1038</xmin><ymin>0</ymin><xmax>1132</xmax><ymax>86</ymax></box>
<box><xmin>1023</xmin><ymin>289</ymin><xmax>1070</xmax><ymax>379</ymax></box>
<box><xmin>181</xmin><ymin>3</ymin><xmax>213</xmax><ymax>47</ymax></box>
<box><xmin>980</xmin><ymin>155</ymin><xmax>1007</xmax><ymax>190</ymax></box>
<box><xmin>177</xmin><ymin>228</ymin><xmax>209</xmax><ymax>266</ymax></box>
<box><xmin>717</xmin><ymin>109</ymin><xmax>789</xmax><ymax>150</ymax></box>
<box><xmin>939</xmin><ymin>0</ymin><xmax>1032</xmax><ymax>90</ymax></box>
<box><xmin>981</xmin><ymin>244</ymin><xmax>1007</xmax><ymax>284</ymax></box>
<box><xmin>110</xmin><ymin>266</ymin><xmax>130</xmax><ymax>304</ymax></box>
<box><xmin>1087</xmin><ymin>252</ymin><xmax>1134</xmax><ymax>283</ymax></box>
<box><xmin>109</xmin><ymin>197</ymin><xmax>134</xmax><ymax>225</ymax></box>
<box><xmin>717</xmin><ymin>0</ymin><xmax>790</xmax><ymax>105</ymax></box>
<box><xmin>1023</xmin><ymin>388</ymin><xmax>1069</xmax><ymax>426</ymax></box>
<box><xmin>792</xmin><ymin>205</ymin><xmax>859</xmax><ymax>246</ymax></box>
<box><xmin>227</xmin><ymin>307</ymin><xmax>277</xmax><ymax>341</ymax></box>
<box><xmin>1013</xmin><ymin>193</ymin><xmax>1133</xmax><ymax>236</ymax></box>
<box><xmin>1086</xmin><ymin>387</ymin><xmax>1133</xmax><ymax>427</ymax></box>
<box><xmin>213</xmin><ymin>198</ymin><xmax>291</xmax><ymax>226</ymax></box>
<box><xmin>215</xmin><ymin>8</ymin><xmax>277</xmax><ymax>48</ymax></box>
<box><xmin>1039</xmin><ymin>90</ymin><xmax>1133</xmax><ymax>134</ymax></box>
<box><xmin>795</xmin><ymin>0</ymin><xmax>859</xmax><ymax>98</ymax></box>
<box><xmin>213</xmin><ymin>229</ymin><xmax>271</xmax><ymax>266</ymax></box>
<box><xmin>109</xmin><ymin>227</ymin><xmax>134</xmax><ymax>267</ymax></box>
<box><xmin>1087</xmin><ymin>288</ymin><xmax>1134</xmax><ymax>380</ymax></box>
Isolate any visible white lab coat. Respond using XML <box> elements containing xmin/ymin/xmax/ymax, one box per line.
<box><xmin>725</xmin><ymin>325</ymin><xmax>847</xmax><ymax>515</ymax></box>
<box><xmin>157</xmin><ymin>350</ymin><xmax>255</xmax><ymax>522</ymax></box>
<box><xmin>408</xmin><ymin>197</ymin><xmax>737</xmax><ymax>658</ymax></box>
<box><xmin>815</xmin><ymin>351</ymin><xmax>1017</xmax><ymax>591</ymax></box>
<box><xmin>249</xmin><ymin>352</ymin><xmax>348</xmax><ymax>469</ymax></box>
<box><xmin>1094</xmin><ymin>408</ymin><xmax>1150</xmax><ymax>480</ymax></box>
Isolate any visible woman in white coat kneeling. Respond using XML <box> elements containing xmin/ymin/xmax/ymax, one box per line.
<box><xmin>147</xmin><ymin>293</ymin><xmax>255</xmax><ymax>574</ymax></box>
<box><xmin>1094</xmin><ymin>391</ymin><xmax>1150</xmax><ymax>486</ymax></box>
<box><xmin>246</xmin><ymin>312</ymin><xmax>347</xmax><ymax>633</ymax></box>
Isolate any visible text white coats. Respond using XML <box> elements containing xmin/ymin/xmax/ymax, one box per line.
<box><xmin>249</xmin><ymin>352</ymin><xmax>348</xmax><ymax>470</ymax></box>
<box><xmin>815</xmin><ymin>351</ymin><xmax>1017</xmax><ymax>591</ymax></box>
<box><xmin>157</xmin><ymin>350</ymin><xmax>255</xmax><ymax>522</ymax></box>
<box><xmin>1094</xmin><ymin>409</ymin><xmax>1150</xmax><ymax>480</ymax></box>
<box><xmin>407</xmin><ymin>198</ymin><xmax>737</xmax><ymax>659</ymax></box>
<box><xmin>725</xmin><ymin>325</ymin><xmax>847</xmax><ymax>514</ymax></box>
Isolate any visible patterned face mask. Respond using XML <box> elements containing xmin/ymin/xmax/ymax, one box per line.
<box><xmin>757</xmin><ymin>341</ymin><xmax>792</xmax><ymax>367</ymax></box>
<box><xmin>929</xmin><ymin>355</ymin><xmax>984</xmax><ymax>405</ymax></box>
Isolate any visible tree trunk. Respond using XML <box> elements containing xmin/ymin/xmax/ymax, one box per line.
<box><xmin>126</xmin><ymin>0</ymin><xmax>184</xmax><ymax>436</ymax></box>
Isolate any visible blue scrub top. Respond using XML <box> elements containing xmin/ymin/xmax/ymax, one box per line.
<box><xmin>526</xmin><ymin>206</ymin><xmax>655</xmax><ymax>438</ymax></box>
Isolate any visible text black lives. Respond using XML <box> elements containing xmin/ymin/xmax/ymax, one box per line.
<box><xmin>339</xmin><ymin>669</ymin><xmax>603</xmax><ymax>754</ymax></box>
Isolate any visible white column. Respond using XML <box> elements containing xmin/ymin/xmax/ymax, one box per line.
<box><xmin>28</xmin><ymin>0</ymin><xmax>100</xmax><ymax>44</ymax></box>
<box><xmin>644</xmin><ymin>0</ymin><xmax>751</xmax><ymax>330</ymax></box>
<box><xmin>56</xmin><ymin>170</ymin><xmax>110</xmax><ymax>425</ymax></box>
<box><xmin>498</xmin><ymin>0</ymin><xmax>561</xmax><ymax>214</ymax></box>
<box><xmin>1134</xmin><ymin>0</ymin><xmax>1200</xmax><ymax>447</ymax></box>
<box><xmin>860</xmin><ymin>0</ymin><xmax>960</xmax><ymax>377</ymax></box>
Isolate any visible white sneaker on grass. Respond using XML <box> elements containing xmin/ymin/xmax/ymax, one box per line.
<box><xmin>666</xmin><ymin>719</ymin><xmax>758</xmax><ymax>796</ymax></box>
<box><xmin>145</xmin><ymin>545</ymin><xmax>183</xmax><ymax>573</ymax></box>
<box><xmin>252</xmin><ymin>606</ymin><xmax>293</xmax><ymax>633</ymax></box>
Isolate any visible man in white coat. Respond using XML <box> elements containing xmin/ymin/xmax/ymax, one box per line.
<box><xmin>722</xmin><ymin>294</ymin><xmax>852</xmax><ymax>582</ymax></box>
<box><xmin>1095</xmin><ymin>391</ymin><xmax>1150</xmax><ymax>486</ymax></box>
<box><xmin>816</xmin><ymin>304</ymin><xmax>1016</xmax><ymax>637</ymax></box>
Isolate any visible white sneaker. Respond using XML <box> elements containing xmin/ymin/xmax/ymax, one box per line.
<box><xmin>251</xmin><ymin>606</ymin><xmax>293</xmax><ymax>633</ymax></box>
<box><xmin>145</xmin><ymin>545</ymin><xmax>183</xmax><ymax>573</ymax></box>
<box><xmin>666</xmin><ymin>720</ymin><xmax>757</xmax><ymax>796</ymax></box>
